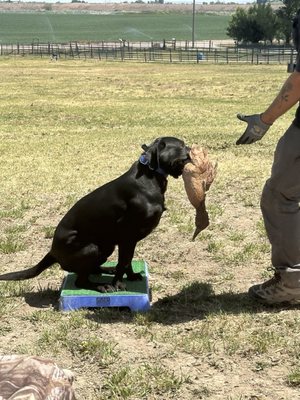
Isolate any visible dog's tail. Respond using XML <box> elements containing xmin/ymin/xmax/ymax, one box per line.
<box><xmin>0</xmin><ymin>253</ymin><xmax>56</xmax><ymax>281</ymax></box>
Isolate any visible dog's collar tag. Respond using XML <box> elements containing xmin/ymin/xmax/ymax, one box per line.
<box><xmin>139</xmin><ymin>154</ymin><xmax>149</xmax><ymax>166</ymax></box>
<box><xmin>139</xmin><ymin>155</ymin><xmax>168</xmax><ymax>177</ymax></box>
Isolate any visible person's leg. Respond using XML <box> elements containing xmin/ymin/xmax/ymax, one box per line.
<box><xmin>249</xmin><ymin>123</ymin><xmax>300</xmax><ymax>304</ymax></box>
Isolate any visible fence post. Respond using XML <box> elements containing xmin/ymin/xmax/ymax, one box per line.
<box><xmin>75</xmin><ymin>42</ymin><xmax>80</xmax><ymax>58</ymax></box>
<box><xmin>69</xmin><ymin>43</ymin><xmax>74</xmax><ymax>58</ymax></box>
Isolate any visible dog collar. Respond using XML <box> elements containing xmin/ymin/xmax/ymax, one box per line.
<box><xmin>139</xmin><ymin>154</ymin><xmax>168</xmax><ymax>177</ymax></box>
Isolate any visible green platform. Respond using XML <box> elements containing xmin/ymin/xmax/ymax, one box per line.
<box><xmin>59</xmin><ymin>260</ymin><xmax>150</xmax><ymax>312</ymax></box>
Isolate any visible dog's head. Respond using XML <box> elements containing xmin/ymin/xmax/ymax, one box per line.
<box><xmin>140</xmin><ymin>137</ymin><xmax>190</xmax><ymax>178</ymax></box>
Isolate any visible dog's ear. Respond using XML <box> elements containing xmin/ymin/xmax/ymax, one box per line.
<box><xmin>141</xmin><ymin>138</ymin><xmax>167</xmax><ymax>170</ymax></box>
<box><xmin>146</xmin><ymin>138</ymin><xmax>166</xmax><ymax>170</ymax></box>
<box><xmin>141</xmin><ymin>140</ymin><xmax>155</xmax><ymax>169</ymax></box>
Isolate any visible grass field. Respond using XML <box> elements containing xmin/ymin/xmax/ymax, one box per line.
<box><xmin>0</xmin><ymin>58</ymin><xmax>300</xmax><ymax>399</ymax></box>
<box><xmin>0</xmin><ymin>12</ymin><xmax>230</xmax><ymax>43</ymax></box>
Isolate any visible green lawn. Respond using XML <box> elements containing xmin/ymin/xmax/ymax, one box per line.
<box><xmin>0</xmin><ymin>12</ymin><xmax>230</xmax><ymax>43</ymax></box>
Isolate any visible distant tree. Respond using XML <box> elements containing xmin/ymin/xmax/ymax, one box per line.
<box><xmin>226</xmin><ymin>8</ymin><xmax>249</xmax><ymax>42</ymax></box>
<box><xmin>276</xmin><ymin>0</ymin><xmax>300</xmax><ymax>44</ymax></box>
<box><xmin>227</xmin><ymin>3</ymin><xmax>278</xmax><ymax>43</ymax></box>
<box><xmin>248</xmin><ymin>3</ymin><xmax>278</xmax><ymax>43</ymax></box>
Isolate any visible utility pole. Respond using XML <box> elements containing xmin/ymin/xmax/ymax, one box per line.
<box><xmin>192</xmin><ymin>0</ymin><xmax>196</xmax><ymax>48</ymax></box>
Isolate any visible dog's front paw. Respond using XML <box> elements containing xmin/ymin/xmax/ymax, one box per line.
<box><xmin>96</xmin><ymin>284</ymin><xmax>115</xmax><ymax>293</ymax></box>
<box><xmin>114</xmin><ymin>280</ymin><xmax>127</xmax><ymax>291</ymax></box>
<box><xmin>95</xmin><ymin>283</ymin><xmax>124</xmax><ymax>293</ymax></box>
<box><xmin>109</xmin><ymin>279</ymin><xmax>127</xmax><ymax>292</ymax></box>
<box><xmin>112</xmin><ymin>281</ymin><xmax>126</xmax><ymax>292</ymax></box>
<box><xmin>126</xmin><ymin>272</ymin><xmax>143</xmax><ymax>281</ymax></box>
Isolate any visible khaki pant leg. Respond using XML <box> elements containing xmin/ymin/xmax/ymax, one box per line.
<box><xmin>260</xmin><ymin>123</ymin><xmax>300</xmax><ymax>267</ymax></box>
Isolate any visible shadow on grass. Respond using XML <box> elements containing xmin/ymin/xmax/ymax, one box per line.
<box><xmin>20</xmin><ymin>281</ymin><xmax>300</xmax><ymax>325</ymax></box>
<box><xmin>150</xmin><ymin>281</ymin><xmax>252</xmax><ymax>324</ymax></box>
<box><xmin>24</xmin><ymin>288</ymin><xmax>60</xmax><ymax>309</ymax></box>
<box><xmin>149</xmin><ymin>281</ymin><xmax>300</xmax><ymax>324</ymax></box>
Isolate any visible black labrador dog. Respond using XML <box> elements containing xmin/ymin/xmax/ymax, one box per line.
<box><xmin>0</xmin><ymin>136</ymin><xmax>190</xmax><ymax>292</ymax></box>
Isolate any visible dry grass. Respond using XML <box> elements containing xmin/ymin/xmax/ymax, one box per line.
<box><xmin>0</xmin><ymin>57</ymin><xmax>299</xmax><ymax>399</ymax></box>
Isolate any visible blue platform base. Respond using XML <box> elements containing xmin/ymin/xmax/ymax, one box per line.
<box><xmin>59</xmin><ymin>260</ymin><xmax>151</xmax><ymax>312</ymax></box>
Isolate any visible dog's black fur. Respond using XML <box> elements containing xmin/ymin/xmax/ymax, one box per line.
<box><xmin>0</xmin><ymin>137</ymin><xmax>190</xmax><ymax>292</ymax></box>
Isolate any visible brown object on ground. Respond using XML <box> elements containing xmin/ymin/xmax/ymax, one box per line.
<box><xmin>0</xmin><ymin>355</ymin><xmax>76</xmax><ymax>400</ymax></box>
<box><xmin>182</xmin><ymin>144</ymin><xmax>217</xmax><ymax>240</ymax></box>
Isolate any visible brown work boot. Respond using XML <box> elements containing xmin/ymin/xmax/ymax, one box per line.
<box><xmin>248</xmin><ymin>266</ymin><xmax>300</xmax><ymax>305</ymax></box>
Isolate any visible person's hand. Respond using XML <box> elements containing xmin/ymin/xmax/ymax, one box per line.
<box><xmin>236</xmin><ymin>114</ymin><xmax>272</xmax><ymax>145</ymax></box>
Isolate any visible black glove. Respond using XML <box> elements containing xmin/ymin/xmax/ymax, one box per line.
<box><xmin>236</xmin><ymin>114</ymin><xmax>271</xmax><ymax>145</ymax></box>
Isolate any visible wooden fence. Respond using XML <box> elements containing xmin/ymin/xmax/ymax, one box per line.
<box><xmin>0</xmin><ymin>41</ymin><xmax>297</xmax><ymax>65</ymax></box>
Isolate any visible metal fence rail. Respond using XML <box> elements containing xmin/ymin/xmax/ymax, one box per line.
<box><xmin>0</xmin><ymin>41</ymin><xmax>297</xmax><ymax>65</ymax></box>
